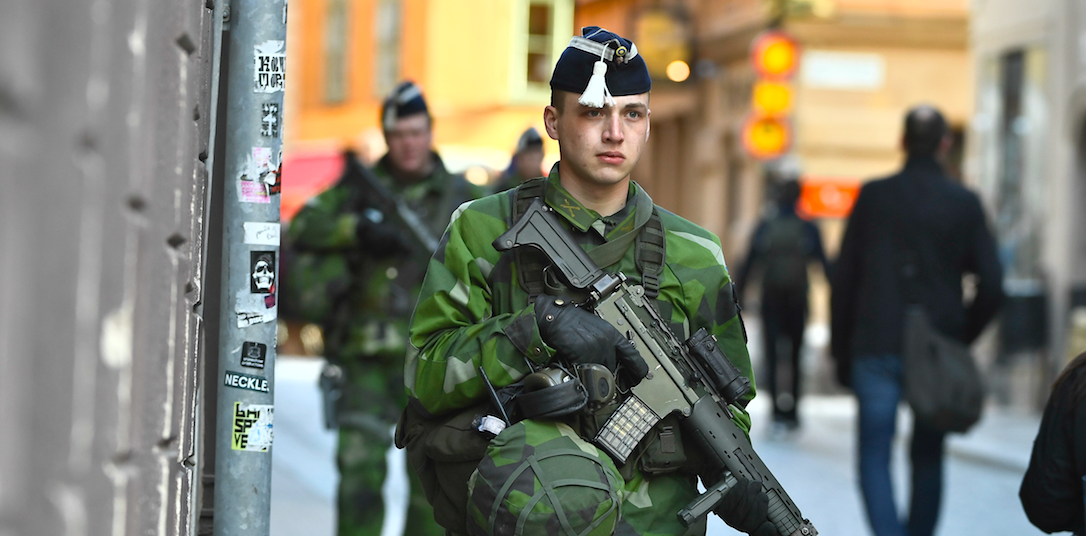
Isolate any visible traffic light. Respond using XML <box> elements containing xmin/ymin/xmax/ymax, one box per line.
<box><xmin>742</xmin><ymin>30</ymin><xmax>799</xmax><ymax>160</ymax></box>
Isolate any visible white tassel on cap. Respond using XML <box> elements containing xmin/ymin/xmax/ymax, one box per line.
<box><xmin>578</xmin><ymin>60</ymin><xmax>615</xmax><ymax>108</ymax></box>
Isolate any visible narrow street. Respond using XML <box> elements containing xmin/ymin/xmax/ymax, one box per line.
<box><xmin>271</xmin><ymin>354</ymin><xmax>1045</xmax><ymax>536</ymax></box>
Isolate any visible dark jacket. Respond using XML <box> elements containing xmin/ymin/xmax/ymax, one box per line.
<box><xmin>1020</xmin><ymin>355</ymin><xmax>1086</xmax><ymax>534</ymax></box>
<box><xmin>830</xmin><ymin>155</ymin><xmax>1003</xmax><ymax>384</ymax></box>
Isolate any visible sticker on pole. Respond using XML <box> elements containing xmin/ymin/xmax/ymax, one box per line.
<box><xmin>261</xmin><ymin>102</ymin><xmax>281</xmax><ymax>138</ymax></box>
<box><xmin>243</xmin><ymin>222</ymin><xmax>280</xmax><ymax>246</ymax></box>
<box><xmin>232</xmin><ymin>402</ymin><xmax>274</xmax><ymax>452</ymax></box>
<box><xmin>241</xmin><ymin>341</ymin><xmax>268</xmax><ymax>369</ymax></box>
<box><xmin>235</xmin><ymin>250</ymin><xmax>278</xmax><ymax>326</ymax></box>
<box><xmin>254</xmin><ymin>41</ymin><xmax>285</xmax><ymax>93</ymax></box>
<box><xmin>224</xmin><ymin>370</ymin><xmax>270</xmax><ymax>393</ymax></box>
<box><xmin>238</xmin><ymin>147</ymin><xmax>280</xmax><ymax>203</ymax></box>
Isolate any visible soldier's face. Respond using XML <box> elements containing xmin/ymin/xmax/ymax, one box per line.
<box><xmin>384</xmin><ymin>113</ymin><xmax>432</xmax><ymax>177</ymax></box>
<box><xmin>544</xmin><ymin>91</ymin><xmax>650</xmax><ymax>190</ymax></box>
<box><xmin>514</xmin><ymin>148</ymin><xmax>544</xmax><ymax>179</ymax></box>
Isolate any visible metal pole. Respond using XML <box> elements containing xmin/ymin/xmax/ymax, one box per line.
<box><xmin>212</xmin><ymin>0</ymin><xmax>286</xmax><ymax>533</ymax></box>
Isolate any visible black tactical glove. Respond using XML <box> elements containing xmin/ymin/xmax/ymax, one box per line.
<box><xmin>715</xmin><ymin>478</ymin><xmax>779</xmax><ymax>536</ymax></box>
<box><xmin>534</xmin><ymin>294</ymin><xmax>649</xmax><ymax>385</ymax></box>
<box><xmin>356</xmin><ymin>209</ymin><xmax>411</xmax><ymax>256</ymax></box>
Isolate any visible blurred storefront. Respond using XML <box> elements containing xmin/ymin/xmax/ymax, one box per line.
<box><xmin>282</xmin><ymin>0</ymin><xmax>581</xmax><ymax>219</ymax></box>
<box><xmin>970</xmin><ymin>0</ymin><xmax>1086</xmax><ymax>410</ymax></box>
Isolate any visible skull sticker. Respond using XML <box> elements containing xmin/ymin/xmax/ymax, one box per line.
<box><xmin>250</xmin><ymin>251</ymin><xmax>276</xmax><ymax>294</ymax></box>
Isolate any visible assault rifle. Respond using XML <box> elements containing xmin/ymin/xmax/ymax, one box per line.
<box><xmin>340</xmin><ymin>151</ymin><xmax>439</xmax><ymax>254</ymax></box>
<box><xmin>493</xmin><ymin>199</ymin><xmax>818</xmax><ymax>536</ymax></box>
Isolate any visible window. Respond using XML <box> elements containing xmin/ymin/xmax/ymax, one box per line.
<box><xmin>510</xmin><ymin>0</ymin><xmax>572</xmax><ymax>102</ymax></box>
<box><xmin>374</xmin><ymin>0</ymin><xmax>401</xmax><ymax>98</ymax></box>
<box><xmin>323</xmin><ymin>0</ymin><xmax>349</xmax><ymax>103</ymax></box>
<box><xmin>974</xmin><ymin>47</ymin><xmax>1048</xmax><ymax>282</ymax></box>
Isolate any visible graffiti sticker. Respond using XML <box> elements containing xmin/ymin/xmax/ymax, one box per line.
<box><xmin>253</xmin><ymin>40</ymin><xmax>285</xmax><ymax>93</ymax></box>
<box><xmin>261</xmin><ymin>102</ymin><xmax>280</xmax><ymax>138</ymax></box>
<box><xmin>250</xmin><ymin>251</ymin><xmax>276</xmax><ymax>294</ymax></box>
<box><xmin>237</xmin><ymin>147</ymin><xmax>280</xmax><ymax>203</ymax></box>
<box><xmin>231</xmin><ymin>402</ymin><xmax>273</xmax><ymax>452</ymax></box>
<box><xmin>241</xmin><ymin>341</ymin><xmax>268</xmax><ymax>369</ymax></box>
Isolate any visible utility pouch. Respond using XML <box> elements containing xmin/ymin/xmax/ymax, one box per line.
<box><xmin>637</xmin><ymin>414</ymin><xmax>687</xmax><ymax>475</ymax></box>
<box><xmin>395</xmin><ymin>399</ymin><xmax>491</xmax><ymax>534</ymax></box>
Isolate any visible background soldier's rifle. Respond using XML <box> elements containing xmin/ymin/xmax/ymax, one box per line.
<box><xmin>493</xmin><ymin>198</ymin><xmax>818</xmax><ymax>536</ymax></box>
<box><xmin>340</xmin><ymin>151</ymin><xmax>439</xmax><ymax>254</ymax></box>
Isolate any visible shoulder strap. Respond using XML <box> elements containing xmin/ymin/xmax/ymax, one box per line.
<box><xmin>512</xmin><ymin>178</ymin><xmax>549</xmax><ymax>301</ymax></box>
<box><xmin>635</xmin><ymin>210</ymin><xmax>665</xmax><ymax>299</ymax></box>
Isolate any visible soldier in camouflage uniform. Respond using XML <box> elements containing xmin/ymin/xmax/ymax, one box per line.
<box><xmin>396</xmin><ymin>28</ymin><xmax>780</xmax><ymax>536</ymax></box>
<box><xmin>288</xmin><ymin>81</ymin><xmax>482</xmax><ymax>536</ymax></box>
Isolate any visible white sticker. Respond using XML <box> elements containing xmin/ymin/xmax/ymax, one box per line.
<box><xmin>244</xmin><ymin>222</ymin><xmax>280</xmax><ymax>245</ymax></box>
<box><xmin>254</xmin><ymin>40</ymin><xmax>285</xmax><ymax>93</ymax></box>
<box><xmin>235</xmin><ymin>287</ymin><xmax>277</xmax><ymax>327</ymax></box>
<box><xmin>232</xmin><ymin>402</ymin><xmax>274</xmax><ymax>452</ymax></box>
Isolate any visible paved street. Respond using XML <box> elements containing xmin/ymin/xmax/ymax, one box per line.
<box><xmin>270</xmin><ymin>355</ymin><xmax>1046</xmax><ymax>536</ymax></box>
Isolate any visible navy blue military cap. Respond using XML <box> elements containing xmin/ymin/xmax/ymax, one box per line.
<box><xmin>515</xmin><ymin>127</ymin><xmax>543</xmax><ymax>154</ymax></box>
<box><xmin>381</xmin><ymin>81</ymin><xmax>429</xmax><ymax>131</ymax></box>
<box><xmin>550</xmin><ymin>26</ymin><xmax>652</xmax><ymax>108</ymax></box>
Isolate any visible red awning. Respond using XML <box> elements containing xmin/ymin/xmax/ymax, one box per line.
<box><xmin>280</xmin><ymin>150</ymin><xmax>345</xmax><ymax>222</ymax></box>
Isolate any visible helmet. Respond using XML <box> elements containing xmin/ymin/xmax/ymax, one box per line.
<box><xmin>467</xmin><ymin>420</ymin><xmax>622</xmax><ymax>536</ymax></box>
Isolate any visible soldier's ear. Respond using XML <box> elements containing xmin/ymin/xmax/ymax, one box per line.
<box><xmin>544</xmin><ymin>106</ymin><xmax>560</xmax><ymax>140</ymax></box>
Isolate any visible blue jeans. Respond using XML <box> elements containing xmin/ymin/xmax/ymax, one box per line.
<box><xmin>852</xmin><ymin>354</ymin><xmax>947</xmax><ymax>536</ymax></box>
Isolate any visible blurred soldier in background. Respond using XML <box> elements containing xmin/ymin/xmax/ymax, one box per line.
<box><xmin>286</xmin><ymin>81</ymin><xmax>481</xmax><ymax>536</ymax></box>
<box><xmin>736</xmin><ymin>171</ymin><xmax>830</xmax><ymax>432</ymax></box>
<box><xmin>489</xmin><ymin>126</ymin><xmax>544</xmax><ymax>194</ymax></box>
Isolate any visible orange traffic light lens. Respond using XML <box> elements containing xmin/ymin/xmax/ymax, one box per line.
<box><xmin>751</xmin><ymin>31</ymin><xmax>800</xmax><ymax>79</ymax></box>
<box><xmin>752</xmin><ymin>81</ymin><xmax>793</xmax><ymax>115</ymax></box>
<box><xmin>742</xmin><ymin>115</ymin><xmax>792</xmax><ymax>160</ymax></box>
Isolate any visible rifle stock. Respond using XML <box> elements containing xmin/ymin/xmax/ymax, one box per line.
<box><xmin>493</xmin><ymin>199</ymin><xmax>818</xmax><ymax>536</ymax></box>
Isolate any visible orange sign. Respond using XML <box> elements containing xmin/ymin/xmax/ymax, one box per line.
<box><xmin>750</xmin><ymin>31</ymin><xmax>800</xmax><ymax>80</ymax></box>
<box><xmin>742</xmin><ymin>115</ymin><xmax>792</xmax><ymax>160</ymax></box>
<box><xmin>797</xmin><ymin>177</ymin><xmax>861</xmax><ymax>219</ymax></box>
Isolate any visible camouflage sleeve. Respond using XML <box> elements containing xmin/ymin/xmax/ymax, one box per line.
<box><xmin>666</xmin><ymin>225</ymin><xmax>755</xmax><ymax>432</ymax></box>
<box><xmin>286</xmin><ymin>185</ymin><xmax>360</xmax><ymax>250</ymax></box>
<box><xmin>406</xmin><ymin>198</ymin><xmax>555</xmax><ymax>415</ymax></box>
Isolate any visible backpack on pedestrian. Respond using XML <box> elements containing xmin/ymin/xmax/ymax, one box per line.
<box><xmin>760</xmin><ymin>215</ymin><xmax>809</xmax><ymax>293</ymax></box>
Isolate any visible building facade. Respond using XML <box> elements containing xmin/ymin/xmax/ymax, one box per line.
<box><xmin>970</xmin><ymin>0</ymin><xmax>1086</xmax><ymax>408</ymax></box>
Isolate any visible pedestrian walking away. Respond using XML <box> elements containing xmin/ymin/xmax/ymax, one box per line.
<box><xmin>830</xmin><ymin>105</ymin><xmax>1004</xmax><ymax>536</ymax></box>
<box><xmin>737</xmin><ymin>172</ymin><xmax>830</xmax><ymax>432</ymax></box>
<box><xmin>1020</xmin><ymin>350</ymin><xmax>1086</xmax><ymax>535</ymax></box>
<box><xmin>285</xmin><ymin>80</ymin><xmax>483</xmax><ymax>536</ymax></box>
<box><xmin>395</xmin><ymin>25</ymin><xmax>787</xmax><ymax>536</ymax></box>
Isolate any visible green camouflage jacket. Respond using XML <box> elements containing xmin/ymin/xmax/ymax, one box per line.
<box><xmin>406</xmin><ymin>166</ymin><xmax>755</xmax><ymax>422</ymax></box>
<box><xmin>288</xmin><ymin>151</ymin><xmax>483</xmax><ymax>363</ymax></box>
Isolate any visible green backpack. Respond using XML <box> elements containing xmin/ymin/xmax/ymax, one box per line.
<box><xmin>760</xmin><ymin>216</ymin><xmax>809</xmax><ymax>292</ymax></box>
